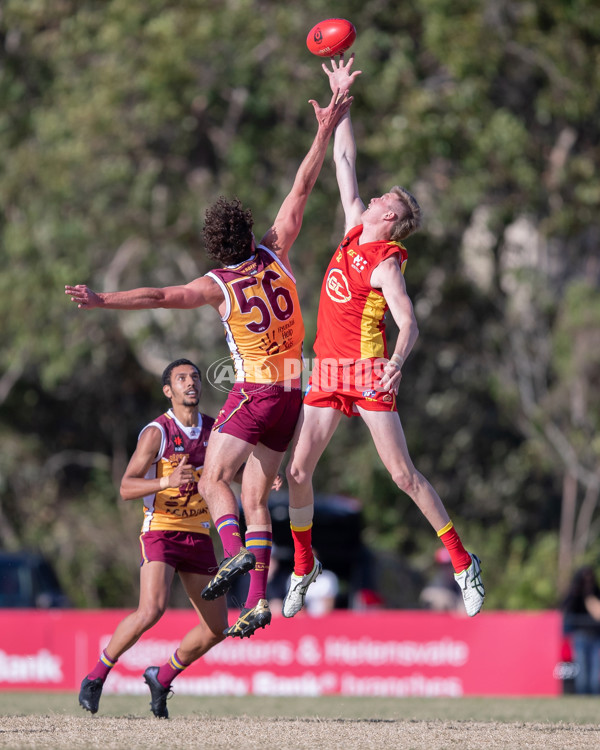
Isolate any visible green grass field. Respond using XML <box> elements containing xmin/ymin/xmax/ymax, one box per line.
<box><xmin>1</xmin><ymin>692</ymin><xmax>599</xmax><ymax>723</ymax></box>
<box><xmin>1</xmin><ymin>693</ymin><xmax>599</xmax><ymax>750</ymax></box>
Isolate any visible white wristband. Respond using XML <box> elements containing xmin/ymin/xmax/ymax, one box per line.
<box><xmin>390</xmin><ymin>353</ymin><xmax>405</xmax><ymax>367</ymax></box>
<box><xmin>159</xmin><ymin>475</ymin><xmax>169</xmax><ymax>490</ymax></box>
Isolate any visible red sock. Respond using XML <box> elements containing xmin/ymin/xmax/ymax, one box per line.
<box><xmin>87</xmin><ymin>649</ymin><xmax>117</xmax><ymax>682</ymax></box>
<box><xmin>156</xmin><ymin>650</ymin><xmax>187</xmax><ymax>688</ymax></box>
<box><xmin>215</xmin><ymin>514</ymin><xmax>243</xmax><ymax>558</ymax></box>
<box><xmin>291</xmin><ymin>525</ymin><xmax>314</xmax><ymax>576</ymax></box>
<box><xmin>438</xmin><ymin>522</ymin><xmax>471</xmax><ymax>573</ymax></box>
<box><xmin>244</xmin><ymin>530</ymin><xmax>272</xmax><ymax>608</ymax></box>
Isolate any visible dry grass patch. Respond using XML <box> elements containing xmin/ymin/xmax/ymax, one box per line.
<box><xmin>1</xmin><ymin>715</ymin><xmax>600</xmax><ymax>750</ymax></box>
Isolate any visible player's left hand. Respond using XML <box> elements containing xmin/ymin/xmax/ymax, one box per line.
<box><xmin>322</xmin><ymin>53</ymin><xmax>362</xmax><ymax>95</ymax></box>
<box><xmin>378</xmin><ymin>358</ymin><xmax>403</xmax><ymax>394</ymax></box>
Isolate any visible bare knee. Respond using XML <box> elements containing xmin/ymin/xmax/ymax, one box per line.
<box><xmin>391</xmin><ymin>468</ymin><xmax>421</xmax><ymax>497</ymax></box>
<box><xmin>134</xmin><ymin>603</ymin><xmax>166</xmax><ymax>632</ymax></box>
<box><xmin>197</xmin><ymin>474</ymin><xmax>211</xmax><ymax>498</ymax></box>
<box><xmin>286</xmin><ymin>460</ymin><xmax>312</xmax><ymax>489</ymax></box>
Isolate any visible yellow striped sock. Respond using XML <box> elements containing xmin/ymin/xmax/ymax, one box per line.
<box><xmin>437</xmin><ymin>520</ymin><xmax>454</xmax><ymax>537</ymax></box>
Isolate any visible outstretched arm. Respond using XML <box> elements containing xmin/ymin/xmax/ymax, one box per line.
<box><xmin>259</xmin><ymin>89</ymin><xmax>353</xmax><ymax>266</ymax></box>
<box><xmin>323</xmin><ymin>55</ymin><xmax>364</xmax><ymax>232</ymax></box>
<box><xmin>65</xmin><ymin>275</ymin><xmax>223</xmax><ymax>311</ymax></box>
<box><xmin>371</xmin><ymin>256</ymin><xmax>419</xmax><ymax>393</ymax></box>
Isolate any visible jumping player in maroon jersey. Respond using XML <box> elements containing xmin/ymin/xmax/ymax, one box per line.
<box><xmin>66</xmin><ymin>89</ymin><xmax>355</xmax><ymax>638</ymax></box>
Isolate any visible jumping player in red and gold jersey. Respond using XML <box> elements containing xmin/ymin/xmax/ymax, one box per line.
<box><xmin>306</xmin><ymin>221</ymin><xmax>408</xmax><ymax>416</ymax></box>
<box><xmin>78</xmin><ymin>360</ymin><xmax>227</xmax><ymax>718</ymax></box>
<box><xmin>66</xmin><ymin>87</ymin><xmax>354</xmax><ymax>639</ymax></box>
<box><xmin>283</xmin><ymin>55</ymin><xmax>485</xmax><ymax>620</ymax></box>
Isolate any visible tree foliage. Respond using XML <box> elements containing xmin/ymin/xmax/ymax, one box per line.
<box><xmin>1</xmin><ymin>0</ymin><xmax>599</xmax><ymax>608</ymax></box>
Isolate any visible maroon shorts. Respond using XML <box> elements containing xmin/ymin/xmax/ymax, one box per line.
<box><xmin>303</xmin><ymin>359</ymin><xmax>397</xmax><ymax>418</ymax></box>
<box><xmin>139</xmin><ymin>530</ymin><xmax>218</xmax><ymax>575</ymax></box>
<box><xmin>213</xmin><ymin>381</ymin><xmax>302</xmax><ymax>452</ymax></box>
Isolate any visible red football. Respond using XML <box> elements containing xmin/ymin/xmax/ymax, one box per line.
<box><xmin>306</xmin><ymin>18</ymin><xmax>356</xmax><ymax>57</ymax></box>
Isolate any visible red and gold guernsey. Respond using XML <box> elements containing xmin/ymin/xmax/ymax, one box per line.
<box><xmin>140</xmin><ymin>409</ymin><xmax>214</xmax><ymax>534</ymax></box>
<box><xmin>313</xmin><ymin>225</ymin><xmax>408</xmax><ymax>361</ymax></box>
<box><xmin>206</xmin><ymin>246</ymin><xmax>305</xmax><ymax>383</ymax></box>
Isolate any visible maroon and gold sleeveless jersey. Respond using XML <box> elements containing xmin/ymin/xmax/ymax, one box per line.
<box><xmin>207</xmin><ymin>246</ymin><xmax>304</xmax><ymax>383</ymax></box>
<box><xmin>313</xmin><ymin>225</ymin><xmax>408</xmax><ymax>361</ymax></box>
<box><xmin>140</xmin><ymin>409</ymin><xmax>214</xmax><ymax>534</ymax></box>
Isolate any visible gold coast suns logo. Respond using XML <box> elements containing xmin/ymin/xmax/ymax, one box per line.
<box><xmin>325</xmin><ymin>268</ymin><xmax>351</xmax><ymax>303</ymax></box>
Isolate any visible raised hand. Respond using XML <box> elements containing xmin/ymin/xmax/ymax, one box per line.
<box><xmin>322</xmin><ymin>53</ymin><xmax>362</xmax><ymax>95</ymax></box>
<box><xmin>309</xmin><ymin>88</ymin><xmax>354</xmax><ymax>132</ymax></box>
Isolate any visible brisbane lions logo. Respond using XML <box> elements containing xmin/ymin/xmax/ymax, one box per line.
<box><xmin>325</xmin><ymin>268</ymin><xmax>351</xmax><ymax>303</ymax></box>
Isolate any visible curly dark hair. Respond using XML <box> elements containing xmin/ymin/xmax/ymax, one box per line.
<box><xmin>203</xmin><ymin>196</ymin><xmax>255</xmax><ymax>266</ymax></box>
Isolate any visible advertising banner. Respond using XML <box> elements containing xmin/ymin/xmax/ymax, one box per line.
<box><xmin>0</xmin><ymin>609</ymin><xmax>562</xmax><ymax>696</ymax></box>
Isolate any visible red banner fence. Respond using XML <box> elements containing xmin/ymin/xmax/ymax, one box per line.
<box><xmin>0</xmin><ymin>609</ymin><xmax>563</xmax><ymax>696</ymax></box>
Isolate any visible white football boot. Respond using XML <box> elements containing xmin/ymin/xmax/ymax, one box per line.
<box><xmin>454</xmin><ymin>553</ymin><xmax>485</xmax><ymax>616</ymax></box>
<box><xmin>282</xmin><ymin>557</ymin><xmax>323</xmax><ymax>618</ymax></box>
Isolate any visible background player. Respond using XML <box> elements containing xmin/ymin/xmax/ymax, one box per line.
<box><xmin>66</xmin><ymin>88</ymin><xmax>354</xmax><ymax>638</ymax></box>
<box><xmin>283</xmin><ymin>55</ymin><xmax>485</xmax><ymax>620</ymax></box>
<box><xmin>78</xmin><ymin>359</ymin><xmax>226</xmax><ymax>718</ymax></box>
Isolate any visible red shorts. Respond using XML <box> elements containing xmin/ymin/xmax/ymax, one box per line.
<box><xmin>213</xmin><ymin>381</ymin><xmax>302</xmax><ymax>452</ymax></box>
<box><xmin>303</xmin><ymin>358</ymin><xmax>397</xmax><ymax>418</ymax></box>
<box><xmin>139</xmin><ymin>530</ymin><xmax>218</xmax><ymax>575</ymax></box>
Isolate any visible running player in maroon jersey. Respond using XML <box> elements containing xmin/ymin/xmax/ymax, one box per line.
<box><xmin>283</xmin><ymin>55</ymin><xmax>485</xmax><ymax>619</ymax></box>
<box><xmin>78</xmin><ymin>359</ymin><xmax>226</xmax><ymax>718</ymax></box>
<box><xmin>66</xmin><ymin>88</ymin><xmax>355</xmax><ymax>638</ymax></box>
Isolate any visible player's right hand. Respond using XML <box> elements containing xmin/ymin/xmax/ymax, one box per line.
<box><xmin>309</xmin><ymin>88</ymin><xmax>353</xmax><ymax>132</ymax></box>
<box><xmin>65</xmin><ymin>284</ymin><xmax>101</xmax><ymax>309</ymax></box>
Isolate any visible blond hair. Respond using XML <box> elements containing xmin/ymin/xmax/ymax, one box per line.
<box><xmin>389</xmin><ymin>186</ymin><xmax>422</xmax><ymax>241</ymax></box>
